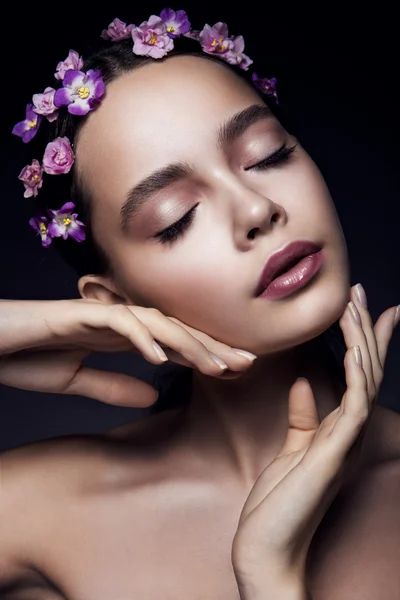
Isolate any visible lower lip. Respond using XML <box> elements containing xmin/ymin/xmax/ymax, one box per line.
<box><xmin>259</xmin><ymin>250</ymin><xmax>324</xmax><ymax>300</ymax></box>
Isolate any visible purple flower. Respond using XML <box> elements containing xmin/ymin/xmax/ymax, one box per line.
<box><xmin>101</xmin><ymin>18</ymin><xmax>134</xmax><ymax>41</ymax></box>
<box><xmin>43</xmin><ymin>137</ymin><xmax>75</xmax><ymax>175</ymax></box>
<box><xmin>251</xmin><ymin>73</ymin><xmax>278</xmax><ymax>103</ymax></box>
<box><xmin>131</xmin><ymin>15</ymin><xmax>174</xmax><ymax>59</ymax></box>
<box><xmin>47</xmin><ymin>202</ymin><xmax>86</xmax><ymax>242</ymax></box>
<box><xmin>54</xmin><ymin>49</ymin><xmax>84</xmax><ymax>81</ymax></box>
<box><xmin>12</xmin><ymin>104</ymin><xmax>42</xmax><ymax>143</ymax></box>
<box><xmin>199</xmin><ymin>22</ymin><xmax>230</xmax><ymax>55</ymax></box>
<box><xmin>18</xmin><ymin>159</ymin><xmax>43</xmax><ymax>198</ymax></box>
<box><xmin>54</xmin><ymin>69</ymin><xmax>105</xmax><ymax>116</ymax></box>
<box><xmin>29</xmin><ymin>215</ymin><xmax>53</xmax><ymax>247</ymax></box>
<box><xmin>32</xmin><ymin>87</ymin><xmax>59</xmax><ymax>122</ymax></box>
<box><xmin>223</xmin><ymin>36</ymin><xmax>253</xmax><ymax>70</ymax></box>
<box><xmin>159</xmin><ymin>8</ymin><xmax>190</xmax><ymax>38</ymax></box>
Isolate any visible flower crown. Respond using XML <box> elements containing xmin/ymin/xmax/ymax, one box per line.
<box><xmin>13</xmin><ymin>8</ymin><xmax>278</xmax><ymax>248</ymax></box>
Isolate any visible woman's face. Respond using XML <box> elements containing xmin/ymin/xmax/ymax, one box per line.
<box><xmin>77</xmin><ymin>55</ymin><xmax>350</xmax><ymax>355</ymax></box>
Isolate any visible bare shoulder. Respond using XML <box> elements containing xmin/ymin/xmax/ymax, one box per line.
<box><xmin>0</xmin><ymin>432</ymin><xmax>111</xmax><ymax>589</ymax></box>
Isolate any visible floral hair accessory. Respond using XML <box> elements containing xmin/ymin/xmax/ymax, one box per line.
<box><xmin>251</xmin><ymin>73</ymin><xmax>278</xmax><ymax>103</ymax></box>
<box><xmin>29</xmin><ymin>202</ymin><xmax>86</xmax><ymax>247</ymax></box>
<box><xmin>18</xmin><ymin>160</ymin><xmax>43</xmax><ymax>198</ymax></box>
<box><xmin>55</xmin><ymin>50</ymin><xmax>84</xmax><ymax>80</ymax></box>
<box><xmin>42</xmin><ymin>137</ymin><xmax>75</xmax><ymax>175</ymax></box>
<box><xmin>12</xmin><ymin>104</ymin><xmax>43</xmax><ymax>143</ymax></box>
<box><xmin>101</xmin><ymin>18</ymin><xmax>134</xmax><ymax>41</ymax></box>
<box><xmin>131</xmin><ymin>15</ymin><xmax>175</xmax><ymax>58</ymax></box>
<box><xmin>54</xmin><ymin>69</ymin><xmax>105</xmax><ymax>116</ymax></box>
<box><xmin>14</xmin><ymin>7</ymin><xmax>278</xmax><ymax>248</ymax></box>
<box><xmin>47</xmin><ymin>202</ymin><xmax>86</xmax><ymax>242</ymax></box>
<box><xmin>32</xmin><ymin>87</ymin><xmax>59</xmax><ymax>122</ymax></box>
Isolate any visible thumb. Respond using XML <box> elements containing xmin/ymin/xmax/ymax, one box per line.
<box><xmin>65</xmin><ymin>366</ymin><xmax>159</xmax><ymax>408</ymax></box>
<box><xmin>277</xmin><ymin>378</ymin><xmax>320</xmax><ymax>456</ymax></box>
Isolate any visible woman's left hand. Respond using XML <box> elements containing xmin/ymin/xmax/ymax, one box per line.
<box><xmin>231</xmin><ymin>284</ymin><xmax>398</xmax><ymax>594</ymax></box>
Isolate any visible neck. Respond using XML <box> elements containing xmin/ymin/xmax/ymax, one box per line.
<box><xmin>173</xmin><ymin>335</ymin><xmax>345</xmax><ymax>491</ymax></box>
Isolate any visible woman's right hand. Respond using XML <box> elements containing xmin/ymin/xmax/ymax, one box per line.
<box><xmin>0</xmin><ymin>298</ymin><xmax>256</xmax><ymax>407</ymax></box>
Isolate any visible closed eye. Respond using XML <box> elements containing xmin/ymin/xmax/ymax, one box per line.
<box><xmin>246</xmin><ymin>142</ymin><xmax>298</xmax><ymax>171</ymax></box>
<box><xmin>155</xmin><ymin>203</ymin><xmax>199</xmax><ymax>245</ymax></box>
<box><xmin>155</xmin><ymin>143</ymin><xmax>298</xmax><ymax>246</ymax></box>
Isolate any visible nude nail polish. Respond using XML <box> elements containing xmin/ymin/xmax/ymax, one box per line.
<box><xmin>348</xmin><ymin>301</ymin><xmax>362</xmax><ymax>325</ymax></box>
<box><xmin>232</xmin><ymin>349</ymin><xmax>257</xmax><ymax>361</ymax></box>
<box><xmin>209</xmin><ymin>352</ymin><xmax>228</xmax><ymax>370</ymax></box>
<box><xmin>355</xmin><ymin>283</ymin><xmax>368</xmax><ymax>309</ymax></box>
<box><xmin>394</xmin><ymin>305</ymin><xmax>400</xmax><ymax>328</ymax></box>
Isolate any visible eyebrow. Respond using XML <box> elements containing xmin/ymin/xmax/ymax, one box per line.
<box><xmin>120</xmin><ymin>103</ymin><xmax>273</xmax><ymax>231</ymax></box>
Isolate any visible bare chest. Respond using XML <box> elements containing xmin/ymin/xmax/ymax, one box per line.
<box><xmin>32</xmin><ymin>469</ymin><xmax>400</xmax><ymax>600</ymax></box>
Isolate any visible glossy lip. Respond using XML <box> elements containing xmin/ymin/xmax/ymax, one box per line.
<box><xmin>255</xmin><ymin>240</ymin><xmax>323</xmax><ymax>297</ymax></box>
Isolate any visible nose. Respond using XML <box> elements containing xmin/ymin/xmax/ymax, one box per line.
<box><xmin>232</xmin><ymin>186</ymin><xmax>287</xmax><ymax>249</ymax></box>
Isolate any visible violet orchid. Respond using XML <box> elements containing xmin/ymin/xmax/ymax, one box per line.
<box><xmin>54</xmin><ymin>50</ymin><xmax>84</xmax><ymax>81</ymax></box>
<box><xmin>47</xmin><ymin>202</ymin><xmax>86</xmax><ymax>242</ymax></box>
<box><xmin>251</xmin><ymin>73</ymin><xmax>278</xmax><ymax>103</ymax></box>
<box><xmin>18</xmin><ymin>159</ymin><xmax>43</xmax><ymax>198</ymax></box>
<box><xmin>29</xmin><ymin>215</ymin><xmax>53</xmax><ymax>247</ymax></box>
<box><xmin>131</xmin><ymin>15</ymin><xmax>174</xmax><ymax>58</ymax></box>
<box><xmin>101</xmin><ymin>18</ymin><xmax>134</xmax><ymax>41</ymax></box>
<box><xmin>43</xmin><ymin>137</ymin><xmax>75</xmax><ymax>175</ymax></box>
<box><xmin>54</xmin><ymin>69</ymin><xmax>105</xmax><ymax>116</ymax></box>
<box><xmin>12</xmin><ymin>104</ymin><xmax>42</xmax><ymax>143</ymax></box>
<box><xmin>160</xmin><ymin>8</ymin><xmax>190</xmax><ymax>38</ymax></box>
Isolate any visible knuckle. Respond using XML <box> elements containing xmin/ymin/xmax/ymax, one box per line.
<box><xmin>147</xmin><ymin>307</ymin><xmax>163</xmax><ymax>319</ymax></box>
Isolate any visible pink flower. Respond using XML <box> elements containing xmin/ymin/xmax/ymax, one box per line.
<box><xmin>199</xmin><ymin>22</ymin><xmax>231</xmax><ymax>54</ymax></box>
<box><xmin>224</xmin><ymin>36</ymin><xmax>253</xmax><ymax>70</ymax></box>
<box><xmin>18</xmin><ymin>159</ymin><xmax>43</xmax><ymax>198</ymax></box>
<box><xmin>54</xmin><ymin>50</ymin><xmax>84</xmax><ymax>81</ymax></box>
<box><xmin>101</xmin><ymin>18</ymin><xmax>134</xmax><ymax>41</ymax></box>
<box><xmin>131</xmin><ymin>15</ymin><xmax>174</xmax><ymax>59</ymax></box>
<box><xmin>32</xmin><ymin>87</ymin><xmax>59</xmax><ymax>122</ymax></box>
<box><xmin>42</xmin><ymin>137</ymin><xmax>75</xmax><ymax>175</ymax></box>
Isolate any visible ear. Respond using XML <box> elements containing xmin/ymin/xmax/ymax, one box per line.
<box><xmin>78</xmin><ymin>274</ymin><xmax>130</xmax><ymax>305</ymax></box>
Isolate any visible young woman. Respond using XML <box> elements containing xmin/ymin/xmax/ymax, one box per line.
<box><xmin>1</xmin><ymin>9</ymin><xmax>399</xmax><ymax>599</ymax></box>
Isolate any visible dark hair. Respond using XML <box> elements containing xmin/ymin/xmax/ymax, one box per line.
<box><xmin>32</xmin><ymin>36</ymin><xmax>347</xmax><ymax>415</ymax></box>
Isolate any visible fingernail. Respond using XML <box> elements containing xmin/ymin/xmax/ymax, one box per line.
<box><xmin>355</xmin><ymin>283</ymin><xmax>368</xmax><ymax>309</ymax></box>
<box><xmin>348</xmin><ymin>301</ymin><xmax>362</xmax><ymax>325</ymax></box>
<box><xmin>209</xmin><ymin>352</ymin><xmax>228</xmax><ymax>370</ymax></box>
<box><xmin>152</xmin><ymin>341</ymin><xmax>168</xmax><ymax>362</ymax></box>
<box><xmin>353</xmin><ymin>345</ymin><xmax>363</xmax><ymax>367</ymax></box>
<box><xmin>232</xmin><ymin>348</ymin><xmax>257</xmax><ymax>362</ymax></box>
<box><xmin>394</xmin><ymin>305</ymin><xmax>400</xmax><ymax>328</ymax></box>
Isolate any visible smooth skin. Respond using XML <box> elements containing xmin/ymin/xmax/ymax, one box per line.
<box><xmin>1</xmin><ymin>55</ymin><xmax>399</xmax><ymax>599</ymax></box>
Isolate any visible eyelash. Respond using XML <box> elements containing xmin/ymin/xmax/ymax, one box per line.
<box><xmin>155</xmin><ymin>143</ymin><xmax>298</xmax><ymax>245</ymax></box>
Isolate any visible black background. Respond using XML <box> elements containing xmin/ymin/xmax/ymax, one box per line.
<box><xmin>1</xmin><ymin>3</ymin><xmax>399</xmax><ymax>452</ymax></box>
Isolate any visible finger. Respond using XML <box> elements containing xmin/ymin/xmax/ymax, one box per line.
<box><xmin>276</xmin><ymin>378</ymin><xmax>320</xmax><ymax>457</ymax></box>
<box><xmin>129</xmin><ymin>307</ymin><xmax>250</xmax><ymax>376</ymax></box>
<box><xmin>339</xmin><ymin>301</ymin><xmax>375</xmax><ymax>403</ymax></box>
<box><xmin>373</xmin><ymin>305</ymin><xmax>399</xmax><ymax>368</ymax></box>
<box><xmin>68</xmin><ymin>303</ymin><xmax>168</xmax><ymax>365</ymax></box>
<box><xmin>65</xmin><ymin>366</ymin><xmax>159</xmax><ymax>408</ymax></box>
<box><xmin>350</xmin><ymin>284</ymin><xmax>384</xmax><ymax>392</ymax></box>
<box><xmin>329</xmin><ymin>345</ymin><xmax>369</xmax><ymax>461</ymax></box>
<box><xmin>164</xmin><ymin>315</ymin><xmax>258</xmax><ymax>368</ymax></box>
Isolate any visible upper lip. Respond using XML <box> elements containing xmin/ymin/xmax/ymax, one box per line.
<box><xmin>255</xmin><ymin>240</ymin><xmax>322</xmax><ymax>296</ymax></box>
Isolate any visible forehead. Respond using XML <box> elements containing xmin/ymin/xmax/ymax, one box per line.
<box><xmin>77</xmin><ymin>56</ymin><xmax>261</xmax><ymax>166</ymax></box>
